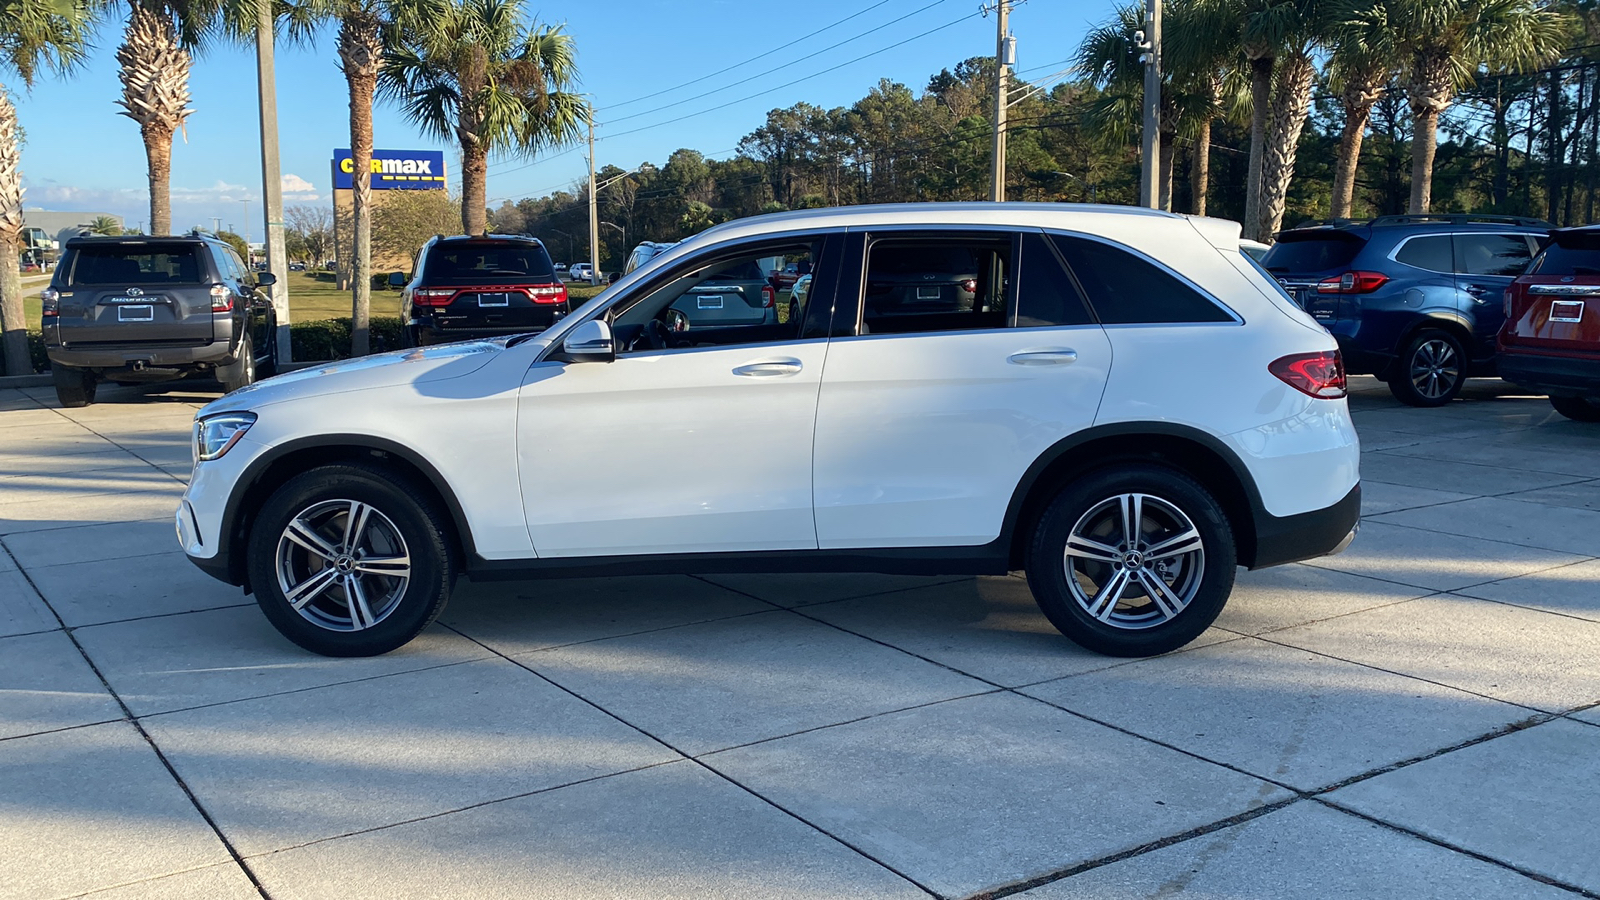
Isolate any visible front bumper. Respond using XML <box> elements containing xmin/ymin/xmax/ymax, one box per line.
<box><xmin>1497</xmin><ymin>349</ymin><xmax>1600</xmax><ymax>399</ymax></box>
<box><xmin>1250</xmin><ymin>482</ymin><xmax>1361</xmax><ymax>569</ymax></box>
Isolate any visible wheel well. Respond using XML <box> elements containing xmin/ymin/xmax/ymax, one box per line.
<box><xmin>227</xmin><ymin>444</ymin><xmax>468</xmax><ymax>589</ymax></box>
<box><xmin>1391</xmin><ymin>317</ymin><xmax>1474</xmax><ymax>366</ymax></box>
<box><xmin>1006</xmin><ymin>433</ymin><xmax>1258</xmax><ymax>570</ymax></box>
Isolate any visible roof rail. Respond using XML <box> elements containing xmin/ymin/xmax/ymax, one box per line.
<box><xmin>1289</xmin><ymin>217</ymin><xmax>1363</xmax><ymax>229</ymax></box>
<box><xmin>1369</xmin><ymin>213</ymin><xmax>1553</xmax><ymax>228</ymax></box>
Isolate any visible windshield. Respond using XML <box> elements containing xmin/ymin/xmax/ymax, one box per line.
<box><xmin>424</xmin><ymin>243</ymin><xmax>554</xmax><ymax>282</ymax></box>
<box><xmin>1260</xmin><ymin>234</ymin><xmax>1365</xmax><ymax>274</ymax></box>
<box><xmin>65</xmin><ymin>244</ymin><xmax>203</xmax><ymax>286</ymax></box>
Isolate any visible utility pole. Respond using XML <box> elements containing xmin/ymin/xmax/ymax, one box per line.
<box><xmin>255</xmin><ymin>0</ymin><xmax>291</xmax><ymax>364</ymax></box>
<box><xmin>587</xmin><ymin>108</ymin><xmax>600</xmax><ymax>285</ymax></box>
<box><xmin>1137</xmin><ymin>0</ymin><xmax>1162</xmax><ymax>209</ymax></box>
<box><xmin>989</xmin><ymin>0</ymin><xmax>1011</xmax><ymax>203</ymax></box>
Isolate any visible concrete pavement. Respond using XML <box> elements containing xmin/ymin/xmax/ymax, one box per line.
<box><xmin>0</xmin><ymin>377</ymin><xmax>1596</xmax><ymax>899</ymax></box>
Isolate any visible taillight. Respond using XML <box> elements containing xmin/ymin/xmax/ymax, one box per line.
<box><xmin>1270</xmin><ymin>350</ymin><xmax>1347</xmax><ymax>399</ymax></box>
<box><xmin>960</xmin><ymin>278</ymin><xmax>977</xmax><ymax>293</ymax></box>
<box><xmin>762</xmin><ymin>285</ymin><xmax>776</xmax><ymax>308</ymax></box>
<box><xmin>528</xmin><ymin>283</ymin><xmax>567</xmax><ymax>305</ymax></box>
<box><xmin>1317</xmin><ymin>271</ymin><xmax>1388</xmax><ymax>294</ymax></box>
<box><xmin>209</xmin><ymin>283</ymin><xmax>232</xmax><ymax>312</ymax></box>
<box><xmin>412</xmin><ymin>288</ymin><xmax>455</xmax><ymax>307</ymax></box>
<box><xmin>40</xmin><ymin>288</ymin><xmax>59</xmax><ymax>317</ymax></box>
<box><xmin>1504</xmin><ymin>283</ymin><xmax>1520</xmax><ymax>318</ymax></box>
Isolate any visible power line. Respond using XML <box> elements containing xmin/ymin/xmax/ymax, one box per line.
<box><xmin>600</xmin><ymin>0</ymin><xmax>903</xmax><ymax>111</ymax></box>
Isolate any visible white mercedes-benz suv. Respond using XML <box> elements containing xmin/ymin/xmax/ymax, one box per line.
<box><xmin>179</xmin><ymin>204</ymin><xmax>1360</xmax><ymax>658</ymax></box>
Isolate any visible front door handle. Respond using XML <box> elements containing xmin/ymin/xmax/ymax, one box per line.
<box><xmin>1007</xmin><ymin>349</ymin><xmax>1079</xmax><ymax>366</ymax></box>
<box><xmin>732</xmin><ymin>358</ymin><xmax>803</xmax><ymax>377</ymax></box>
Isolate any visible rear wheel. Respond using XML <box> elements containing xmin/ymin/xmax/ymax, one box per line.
<box><xmin>218</xmin><ymin>334</ymin><xmax>256</xmax><ymax>393</ymax></box>
<box><xmin>1389</xmin><ymin>329</ymin><xmax>1467</xmax><ymax>407</ymax></box>
<box><xmin>52</xmin><ymin>365</ymin><xmax>97</xmax><ymax>408</ymax></box>
<box><xmin>1026</xmin><ymin>464</ymin><xmax>1236</xmax><ymax>657</ymax></box>
<box><xmin>246</xmin><ymin>463</ymin><xmax>456</xmax><ymax>656</ymax></box>
<box><xmin>1551</xmin><ymin>396</ymin><xmax>1600</xmax><ymax>422</ymax></box>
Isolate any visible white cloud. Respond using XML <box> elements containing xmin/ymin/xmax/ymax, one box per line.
<box><xmin>282</xmin><ymin>172</ymin><xmax>317</xmax><ymax>196</ymax></box>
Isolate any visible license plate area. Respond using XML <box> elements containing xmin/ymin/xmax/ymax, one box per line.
<box><xmin>117</xmin><ymin>304</ymin><xmax>154</xmax><ymax>322</ymax></box>
<box><xmin>916</xmin><ymin>286</ymin><xmax>942</xmax><ymax>300</ymax></box>
<box><xmin>1551</xmin><ymin>300</ymin><xmax>1586</xmax><ymax>323</ymax></box>
<box><xmin>696</xmin><ymin>294</ymin><xmax>724</xmax><ymax>309</ymax></box>
<box><xmin>476</xmin><ymin>293</ymin><xmax>510</xmax><ymax>308</ymax></box>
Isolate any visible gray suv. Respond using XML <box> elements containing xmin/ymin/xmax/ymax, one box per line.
<box><xmin>42</xmin><ymin>235</ymin><xmax>278</xmax><ymax>407</ymax></box>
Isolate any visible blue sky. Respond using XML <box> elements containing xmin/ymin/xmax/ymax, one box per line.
<box><xmin>13</xmin><ymin>0</ymin><xmax>1100</xmax><ymax>236</ymax></box>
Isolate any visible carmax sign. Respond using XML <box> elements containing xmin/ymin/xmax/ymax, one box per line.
<box><xmin>332</xmin><ymin>149</ymin><xmax>447</xmax><ymax>190</ymax></box>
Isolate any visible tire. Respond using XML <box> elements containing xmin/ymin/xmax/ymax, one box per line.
<box><xmin>1389</xmin><ymin>329</ymin><xmax>1467</xmax><ymax>407</ymax></box>
<box><xmin>1025</xmin><ymin>464</ymin><xmax>1236</xmax><ymax>657</ymax></box>
<box><xmin>401</xmin><ymin>324</ymin><xmax>418</xmax><ymax>349</ymax></box>
<box><xmin>246</xmin><ymin>462</ymin><xmax>457</xmax><ymax>657</ymax></box>
<box><xmin>52</xmin><ymin>365</ymin><xmax>97</xmax><ymax>408</ymax></box>
<box><xmin>1551</xmin><ymin>396</ymin><xmax>1600</xmax><ymax>422</ymax></box>
<box><xmin>218</xmin><ymin>334</ymin><xmax>256</xmax><ymax>393</ymax></box>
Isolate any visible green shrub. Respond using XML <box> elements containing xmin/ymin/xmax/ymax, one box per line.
<box><xmin>289</xmin><ymin>316</ymin><xmax>405</xmax><ymax>361</ymax></box>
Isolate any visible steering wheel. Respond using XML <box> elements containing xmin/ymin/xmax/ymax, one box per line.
<box><xmin>642</xmin><ymin>318</ymin><xmax>671</xmax><ymax>350</ymax></box>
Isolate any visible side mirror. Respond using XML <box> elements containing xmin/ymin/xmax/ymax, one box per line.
<box><xmin>562</xmin><ymin>319</ymin><xmax>614</xmax><ymax>362</ymax></box>
<box><xmin>387</xmin><ymin>271</ymin><xmax>406</xmax><ymax>287</ymax></box>
<box><xmin>255</xmin><ymin>272</ymin><xmax>277</xmax><ymax>287</ymax></box>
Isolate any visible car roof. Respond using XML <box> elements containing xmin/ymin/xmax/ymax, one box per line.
<box><xmin>1278</xmin><ymin>214</ymin><xmax>1551</xmax><ymax>241</ymax></box>
<box><xmin>63</xmin><ymin>234</ymin><xmax>216</xmax><ymax>248</ymax></box>
<box><xmin>430</xmin><ymin>233</ymin><xmax>547</xmax><ymax>248</ymax></box>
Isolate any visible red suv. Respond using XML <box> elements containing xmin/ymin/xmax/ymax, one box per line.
<box><xmin>1498</xmin><ymin>226</ymin><xmax>1600</xmax><ymax>422</ymax></box>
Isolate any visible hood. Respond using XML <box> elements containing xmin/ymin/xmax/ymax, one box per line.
<box><xmin>200</xmin><ymin>339</ymin><xmax>508</xmax><ymax>416</ymax></box>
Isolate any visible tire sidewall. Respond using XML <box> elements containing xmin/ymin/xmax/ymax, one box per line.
<box><xmin>1391</xmin><ymin>329</ymin><xmax>1466</xmax><ymax>407</ymax></box>
<box><xmin>1026</xmin><ymin>464</ymin><xmax>1236</xmax><ymax>657</ymax></box>
<box><xmin>247</xmin><ymin>465</ymin><xmax>454</xmax><ymax>657</ymax></box>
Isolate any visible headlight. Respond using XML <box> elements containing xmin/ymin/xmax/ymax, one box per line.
<box><xmin>193</xmin><ymin>412</ymin><xmax>256</xmax><ymax>462</ymax></box>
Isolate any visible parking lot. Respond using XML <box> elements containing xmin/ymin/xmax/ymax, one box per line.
<box><xmin>1</xmin><ymin>375</ymin><xmax>1597</xmax><ymax>900</ymax></box>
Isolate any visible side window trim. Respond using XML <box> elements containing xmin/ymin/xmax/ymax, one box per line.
<box><xmin>1387</xmin><ymin>233</ymin><xmax>1455</xmax><ymax>274</ymax></box>
<box><xmin>1043</xmin><ymin>228</ymin><xmax>1243</xmax><ymax>325</ymax></box>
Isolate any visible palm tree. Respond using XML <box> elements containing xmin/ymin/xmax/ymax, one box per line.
<box><xmin>380</xmin><ymin>0</ymin><xmax>584</xmax><ymax>234</ymax></box>
<box><xmin>0</xmin><ymin>0</ymin><xmax>92</xmax><ymax>376</ymax></box>
<box><xmin>1325</xmin><ymin>0</ymin><xmax>1395</xmax><ymax>219</ymax></box>
<box><xmin>1380</xmin><ymin>0</ymin><xmax>1566</xmax><ymax>214</ymax></box>
<box><xmin>88</xmin><ymin>214</ymin><xmax>123</xmax><ymax>235</ymax></box>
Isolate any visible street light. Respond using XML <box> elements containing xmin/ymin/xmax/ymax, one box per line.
<box><xmin>600</xmin><ymin>220</ymin><xmax>626</xmax><ymax>247</ymax></box>
<box><xmin>1051</xmin><ymin>172</ymin><xmax>1097</xmax><ymax>203</ymax></box>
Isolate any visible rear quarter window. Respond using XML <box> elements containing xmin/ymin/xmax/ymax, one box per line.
<box><xmin>1393</xmin><ymin>235</ymin><xmax>1453</xmax><ymax>272</ymax></box>
<box><xmin>1049</xmin><ymin>235</ymin><xmax>1233</xmax><ymax>324</ymax></box>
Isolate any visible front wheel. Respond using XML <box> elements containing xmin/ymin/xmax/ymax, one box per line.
<box><xmin>1026</xmin><ymin>464</ymin><xmax>1236</xmax><ymax>657</ymax></box>
<box><xmin>1389</xmin><ymin>329</ymin><xmax>1467</xmax><ymax>407</ymax></box>
<box><xmin>218</xmin><ymin>333</ymin><xmax>256</xmax><ymax>393</ymax></box>
<box><xmin>1551</xmin><ymin>395</ymin><xmax>1600</xmax><ymax>422</ymax></box>
<box><xmin>246</xmin><ymin>463</ymin><xmax>456</xmax><ymax>656</ymax></box>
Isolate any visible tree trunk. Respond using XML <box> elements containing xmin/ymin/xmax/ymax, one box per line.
<box><xmin>1191</xmin><ymin>118</ymin><xmax>1211</xmax><ymax>216</ymax></box>
<box><xmin>1158</xmin><ymin>130</ymin><xmax>1175</xmax><ymax>212</ymax></box>
<box><xmin>339</xmin><ymin>13</ymin><xmax>382</xmax><ymax>357</ymax></box>
<box><xmin>1406</xmin><ymin>56</ymin><xmax>1453</xmax><ymax>215</ymax></box>
<box><xmin>461</xmin><ymin>139</ymin><xmax>488</xmax><ymax>235</ymax></box>
<box><xmin>116</xmin><ymin>4</ymin><xmax>192</xmax><ymax>236</ymax></box>
<box><xmin>1257</xmin><ymin>53</ymin><xmax>1316</xmax><ymax>241</ymax></box>
<box><xmin>0</xmin><ymin>87</ymin><xmax>26</xmax><ymax>375</ymax></box>
<box><xmin>1331</xmin><ymin>69</ymin><xmax>1385</xmax><ymax>220</ymax></box>
<box><xmin>1244</xmin><ymin>56</ymin><xmax>1274</xmax><ymax>241</ymax></box>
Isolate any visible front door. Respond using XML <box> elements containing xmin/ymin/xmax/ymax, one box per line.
<box><xmin>516</xmin><ymin>234</ymin><xmax>839</xmax><ymax>558</ymax></box>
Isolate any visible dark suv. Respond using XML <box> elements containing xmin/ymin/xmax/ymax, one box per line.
<box><xmin>42</xmin><ymin>234</ymin><xmax>278</xmax><ymax>408</ymax></box>
<box><xmin>390</xmin><ymin>235</ymin><xmax>569</xmax><ymax>346</ymax></box>
<box><xmin>1260</xmin><ymin>215</ymin><xmax>1549</xmax><ymax>406</ymax></box>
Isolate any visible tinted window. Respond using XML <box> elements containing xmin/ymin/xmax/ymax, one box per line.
<box><xmin>1394</xmin><ymin>235</ymin><xmax>1453</xmax><ymax>272</ymax></box>
<box><xmin>612</xmin><ymin>241</ymin><xmax>820</xmax><ymax>348</ymax></box>
<box><xmin>1050</xmin><ymin>235</ymin><xmax>1232</xmax><ymax>324</ymax></box>
<box><xmin>1260</xmin><ymin>234</ymin><xmax>1365</xmax><ymax>273</ymax></box>
<box><xmin>861</xmin><ymin>238</ymin><xmax>1009</xmax><ymax>335</ymax></box>
<box><xmin>424</xmin><ymin>242</ymin><xmax>554</xmax><ymax>282</ymax></box>
<box><xmin>1016</xmin><ymin>232</ymin><xmax>1092</xmax><ymax>327</ymax></box>
<box><xmin>1454</xmin><ymin>234</ymin><xmax>1533</xmax><ymax>276</ymax></box>
<box><xmin>66</xmin><ymin>244</ymin><xmax>203</xmax><ymax>285</ymax></box>
<box><xmin>1529</xmin><ymin>234</ymin><xmax>1600</xmax><ymax>276</ymax></box>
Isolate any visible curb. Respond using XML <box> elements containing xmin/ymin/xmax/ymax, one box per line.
<box><xmin>0</xmin><ymin>374</ymin><xmax>52</xmax><ymax>388</ymax></box>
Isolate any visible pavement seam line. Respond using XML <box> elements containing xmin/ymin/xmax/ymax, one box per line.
<box><xmin>53</xmin><ymin>861</ymin><xmax>251</xmax><ymax>900</ymax></box>
<box><xmin>1312</xmin><ymin>797</ymin><xmax>1600</xmax><ymax>899</ymax></box>
<box><xmin>1343</xmin><ymin>513</ymin><xmax>1600</xmax><ymax>557</ymax></box>
<box><xmin>0</xmin><ymin>540</ymin><xmax>274</xmax><ymax>900</ymax></box>
<box><xmin>1302</xmin><ymin>549</ymin><xmax>1600</xmax><ymax>595</ymax></box>
<box><xmin>439</xmin><ymin>622</ymin><xmax>944</xmax><ymax>898</ymax></box>
<box><xmin>39</xmin><ymin>407</ymin><xmax>194</xmax><ymax>486</ymax></box>
<box><xmin>1442</xmin><ymin>589</ymin><xmax>1600</xmax><ymax>627</ymax></box>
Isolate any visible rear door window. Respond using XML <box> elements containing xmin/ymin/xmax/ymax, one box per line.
<box><xmin>1049</xmin><ymin>235</ymin><xmax>1233</xmax><ymax>324</ymax></box>
<box><xmin>66</xmin><ymin>244</ymin><xmax>203</xmax><ymax>285</ymax></box>
<box><xmin>424</xmin><ymin>242</ymin><xmax>555</xmax><ymax>282</ymax></box>
<box><xmin>1454</xmin><ymin>233</ymin><xmax>1534</xmax><ymax>276</ymax></box>
<box><xmin>1393</xmin><ymin>236</ymin><xmax>1453</xmax><ymax>272</ymax></box>
<box><xmin>1016</xmin><ymin>232</ymin><xmax>1093</xmax><ymax>327</ymax></box>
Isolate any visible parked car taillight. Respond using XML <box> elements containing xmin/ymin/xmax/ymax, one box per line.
<box><xmin>413</xmin><ymin>288</ymin><xmax>455</xmax><ymax>307</ymax></box>
<box><xmin>762</xmin><ymin>285</ymin><xmax>776</xmax><ymax>307</ymax></box>
<box><xmin>528</xmin><ymin>283</ymin><xmax>567</xmax><ymax>305</ymax></box>
<box><xmin>208</xmin><ymin>283</ymin><xmax>233</xmax><ymax>312</ymax></box>
<box><xmin>1316</xmin><ymin>271</ymin><xmax>1388</xmax><ymax>294</ymax></box>
<box><xmin>1504</xmin><ymin>283</ymin><xmax>1518</xmax><ymax>318</ymax></box>
<box><xmin>960</xmin><ymin>278</ymin><xmax>977</xmax><ymax>293</ymax></box>
<box><xmin>1269</xmin><ymin>350</ymin><xmax>1347</xmax><ymax>399</ymax></box>
<box><xmin>39</xmin><ymin>288</ymin><xmax>59</xmax><ymax>317</ymax></box>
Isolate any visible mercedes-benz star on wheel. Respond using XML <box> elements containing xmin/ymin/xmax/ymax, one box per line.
<box><xmin>178</xmin><ymin>203</ymin><xmax>1361</xmax><ymax>659</ymax></box>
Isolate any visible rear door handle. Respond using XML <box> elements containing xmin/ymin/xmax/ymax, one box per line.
<box><xmin>1007</xmin><ymin>349</ymin><xmax>1078</xmax><ymax>366</ymax></box>
<box><xmin>732</xmin><ymin>358</ymin><xmax>803</xmax><ymax>377</ymax></box>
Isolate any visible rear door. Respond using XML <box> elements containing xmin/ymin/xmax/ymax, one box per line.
<box><xmin>1452</xmin><ymin>232</ymin><xmax>1537</xmax><ymax>357</ymax></box>
<box><xmin>57</xmin><ymin>242</ymin><xmax>213</xmax><ymax>346</ymax></box>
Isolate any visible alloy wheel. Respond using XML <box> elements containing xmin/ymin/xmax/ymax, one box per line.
<box><xmin>1409</xmin><ymin>338</ymin><xmax>1460</xmax><ymax>400</ymax></box>
<box><xmin>1062</xmin><ymin>492</ymin><xmax>1206</xmax><ymax>630</ymax></box>
<box><xmin>275</xmin><ymin>499</ymin><xmax>412</xmax><ymax>632</ymax></box>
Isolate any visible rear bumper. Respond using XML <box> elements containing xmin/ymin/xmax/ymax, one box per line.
<box><xmin>47</xmin><ymin>337</ymin><xmax>235</xmax><ymax>371</ymax></box>
<box><xmin>1250</xmin><ymin>482</ymin><xmax>1362</xmax><ymax>569</ymax></box>
<box><xmin>1497</xmin><ymin>350</ymin><xmax>1600</xmax><ymax>398</ymax></box>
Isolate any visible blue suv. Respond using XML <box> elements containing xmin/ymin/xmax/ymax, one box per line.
<box><xmin>1260</xmin><ymin>215</ymin><xmax>1549</xmax><ymax>406</ymax></box>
